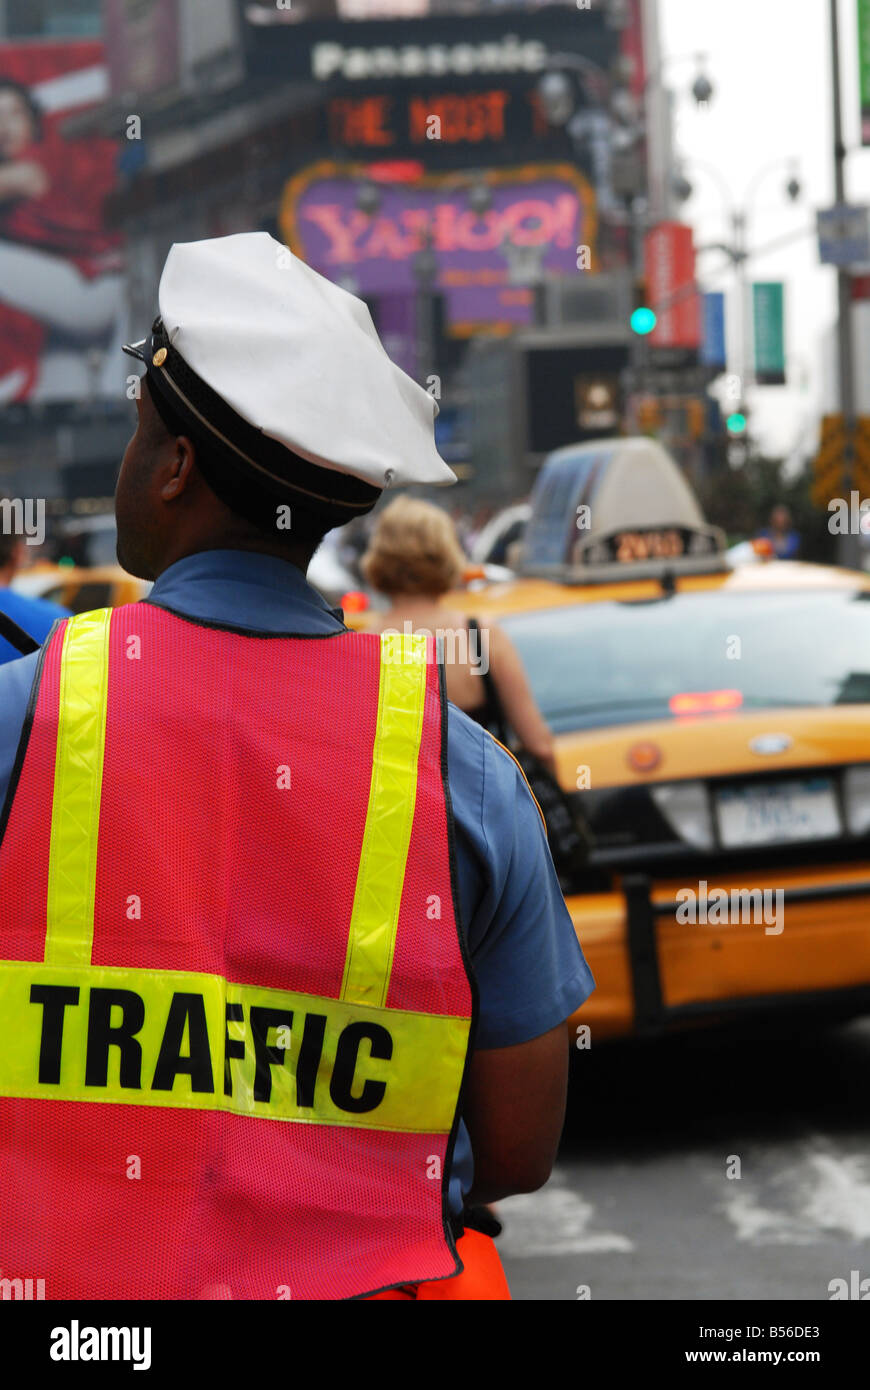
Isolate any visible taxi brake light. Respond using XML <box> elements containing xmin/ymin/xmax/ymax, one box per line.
<box><xmin>340</xmin><ymin>589</ymin><xmax>369</xmax><ymax>614</ymax></box>
<box><xmin>463</xmin><ymin>563</ymin><xmax>488</xmax><ymax>583</ymax></box>
<box><xmin>669</xmin><ymin>689</ymin><xmax>743</xmax><ymax>716</ymax></box>
<box><xmin>627</xmin><ymin>741</ymin><xmax>662</xmax><ymax>773</ymax></box>
<box><xmin>751</xmin><ymin>537</ymin><xmax>775</xmax><ymax>560</ymax></box>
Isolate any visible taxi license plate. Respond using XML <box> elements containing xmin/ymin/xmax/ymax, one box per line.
<box><xmin>716</xmin><ymin>777</ymin><xmax>841</xmax><ymax>849</ymax></box>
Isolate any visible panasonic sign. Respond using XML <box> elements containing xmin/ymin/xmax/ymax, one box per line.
<box><xmin>311</xmin><ymin>35</ymin><xmax>549</xmax><ymax>82</ymax></box>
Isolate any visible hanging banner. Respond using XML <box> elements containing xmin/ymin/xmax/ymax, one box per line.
<box><xmin>859</xmin><ymin>0</ymin><xmax>870</xmax><ymax>143</ymax></box>
<box><xmin>644</xmin><ymin>222</ymin><xmax>701</xmax><ymax>353</ymax></box>
<box><xmin>753</xmin><ymin>282</ymin><xmax>786</xmax><ymax>386</ymax></box>
<box><xmin>701</xmin><ymin>292</ymin><xmax>726</xmax><ymax>369</ymax></box>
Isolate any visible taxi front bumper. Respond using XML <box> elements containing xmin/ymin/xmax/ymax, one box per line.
<box><xmin>566</xmin><ymin>864</ymin><xmax>870</xmax><ymax>1040</ymax></box>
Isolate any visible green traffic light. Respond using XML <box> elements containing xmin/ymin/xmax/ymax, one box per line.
<box><xmin>630</xmin><ymin>306</ymin><xmax>657</xmax><ymax>335</ymax></box>
<box><xmin>726</xmin><ymin>412</ymin><xmax>747</xmax><ymax>435</ymax></box>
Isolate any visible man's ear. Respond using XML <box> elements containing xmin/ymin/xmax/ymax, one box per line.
<box><xmin>160</xmin><ymin>434</ymin><xmax>197</xmax><ymax>501</ymax></box>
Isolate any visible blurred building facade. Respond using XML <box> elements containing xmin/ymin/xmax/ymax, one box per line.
<box><xmin>0</xmin><ymin>0</ymin><xmax>713</xmax><ymax>527</ymax></box>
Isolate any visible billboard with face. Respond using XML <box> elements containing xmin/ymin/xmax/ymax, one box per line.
<box><xmin>103</xmin><ymin>0</ymin><xmax>180</xmax><ymax>98</ymax></box>
<box><xmin>0</xmin><ymin>41</ymin><xmax>124</xmax><ymax>405</ymax></box>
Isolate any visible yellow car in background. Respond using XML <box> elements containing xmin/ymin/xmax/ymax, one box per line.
<box><xmin>437</xmin><ymin>439</ymin><xmax>870</xmax><ymax>1040</ymax></box>
<box><xmin>12</xmin><ymin>564</ymin><xmax>151</xmax><ymax>614</ymax></box>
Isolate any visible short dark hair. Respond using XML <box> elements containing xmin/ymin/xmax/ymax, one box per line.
<box><xmin>143</xmin><ymin>375</ymin><xmax>335</xmax><ymax>552</ymax></box>
<box><xmin>0</xmin><ymin>79</ymin><xmax>44</xmax><ymax>143</ymax></box>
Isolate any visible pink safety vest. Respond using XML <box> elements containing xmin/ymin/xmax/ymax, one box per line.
<box><xmin>0</xmin><ymin>603</ymin><xmax>475</xmax><ymax>1299</ymax></box>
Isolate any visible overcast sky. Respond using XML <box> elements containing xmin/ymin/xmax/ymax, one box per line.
<box><xmin>658</xmin><ymin>0</ymin><xmax>870</xmax><ymax>461</ymax></box>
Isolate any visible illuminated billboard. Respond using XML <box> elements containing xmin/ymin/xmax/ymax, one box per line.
<box><xmin>240</xmin><ymin>6</ymin><xmax>619</xmax><ymax>83</ymax></box>
<box><xmin>0</xmin><ymin>41</ymin><xmax>124</xmax><ymax>404</ymax></box>
<box><xmin>280</xmin><ymin>161</ymin><xmax>596</xmax><ymax>337</ymax></box>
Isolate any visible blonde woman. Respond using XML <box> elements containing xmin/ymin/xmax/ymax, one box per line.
<box><xmin>362</xmin><ymin>497</ymin><xmax>554</xmax><ymax>770</ymax></box>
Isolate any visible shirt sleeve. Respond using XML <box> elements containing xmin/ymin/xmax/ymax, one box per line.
<box><xmin>0</xmin><ymin>649</ymin><xmax>41</xmax><ymax>808</ymax></box>
<box><xmin>447</xmin><ymin>703</ymin><xmax>595</xmax><ymax>1050</ymax></box>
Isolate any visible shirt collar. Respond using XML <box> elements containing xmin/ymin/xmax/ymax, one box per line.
<box><xmin>147</xmin><ymin>548</ymin><xmax>346</xmax><ymax>631</ymax></box>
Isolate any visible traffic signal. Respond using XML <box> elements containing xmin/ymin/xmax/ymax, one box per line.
<box><xmin>631</xmin><ymin>280</ymin><xmax>656</xmax><ymax>336</ymax></box>
<box><xmin>726</xmin><ymin>410</ymin><xmax>748</xmax><ymax>436</ymax></box>
<box><xmin>636</xmin><ymin>396</ymin><xmax>661</xmax><ymax>433</ymax></box>
<box><xmin>686</xmin><ymin>399</ymin><xmax>706</xmax><ymax>440</ymax></box>
<box><xmin>811</xmin><ymin>413</ymin><xmax>845</xmax><ymax>509</ymax></box>
<box><xmin>631</xmin><ymin>306</ymin><xmax>657</xmax><ymax>335</ymax></box>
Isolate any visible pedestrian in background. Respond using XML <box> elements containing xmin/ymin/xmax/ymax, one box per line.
<box><xmin>0</xmin><ymin>530</ymin><xmax>69</xmax><ymax>664</ymax></box>
<box><xmin>362</xmin><ymin>496</ymin><xmax>555</xmax><ymax>771</ymax></box>
<box><xmin>759</xmin><ymin>503</ymin><xmax>801</xmax><ymax>559</ymax></box>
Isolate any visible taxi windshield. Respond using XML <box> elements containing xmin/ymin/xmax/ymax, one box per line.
<box><xmin>500</xmin><ymin>588</ymin><xmax>870</xmax><ymax>733</ymax></box>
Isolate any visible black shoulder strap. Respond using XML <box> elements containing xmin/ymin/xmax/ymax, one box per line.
<box><xmin>467</xmin><ymin>616</ymin><xmax>509</xmax><ymax>744</ymax></box>
<box><xmin>0</xmin><ymin>607</ymin><xmax>40</xmax><ymax>656</ymax></box>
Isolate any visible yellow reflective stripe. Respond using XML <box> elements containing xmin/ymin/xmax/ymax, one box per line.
<box><xmin>45</xmin><ymin>609</ymin><xmax>111</xmax><ymax>967</ymax></box>
<box><xmin>0</xmin><ymin>961</ymin><xmax>470</xmax><ymax>1134</ymax></box>
<box><xmin>341</xmin><ymin>632</ymin><xmax>429</xmax><ymax>1008</ymax></box>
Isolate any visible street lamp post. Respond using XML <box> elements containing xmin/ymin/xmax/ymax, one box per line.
<box><xmin>642</xmin><ymin>51</ymin><xmax>715</xmax><ymax>220</ymax></box>
<box><xmin>676</xmin><ymin>157</ymin><xmax>802</xmax><ymax>427</ymax></box>
<box><xmin>353</xmin><ymin>172</ymin><xmax>491</xmax><ymax>388</ymax></box>
<box><xmin>829</xmin><ymin>0</ymin><xmax>860</xmax><ymax>569</ymax></box>
<box><xmin>412</xmin><ymin>226</ymin><xmax>438</xmax><ymax>386</ymax></box>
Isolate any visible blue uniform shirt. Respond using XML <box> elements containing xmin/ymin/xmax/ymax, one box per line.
<box><xmin>0</xmin><ymin>549</ymin><xmax>594</xmax><ymax>1217</ymax></box>
<box><xmin>0</xmin><ymin>587</ymin><xmax>70</xmax><ymax>664</ymax></box>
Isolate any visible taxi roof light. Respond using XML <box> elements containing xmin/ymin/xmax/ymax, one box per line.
<box><xmin>520</xmin><ymin>437</ymin><xmax>729</xmax><ymax>585</ymax></box>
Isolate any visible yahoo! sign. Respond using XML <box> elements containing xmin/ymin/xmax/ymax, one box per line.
<box><xmin>280</xmin><ymin>161</ymin><xmax>597</xmax><ymax>329</ymax></box>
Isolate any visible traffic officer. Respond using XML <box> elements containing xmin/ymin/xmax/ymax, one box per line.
<box><xmin>0</xmin><ymin>232</ymin><xmax>594</xmax><ymax>1301</ymax></box>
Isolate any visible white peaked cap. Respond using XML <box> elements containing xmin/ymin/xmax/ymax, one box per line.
<box><xmin>156</xmin><ymin>232</ymin><xmax>456</xmax><ymax>494</ymax></box>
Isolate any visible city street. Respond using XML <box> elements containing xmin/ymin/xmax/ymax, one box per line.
<box><xmin>4</xmin><ymin>0</ymin><xmax>870</xmax><ymax>1325</ymax></box>
<box><xmin>499</xmin><ymin>1017</ymin><xmax>870</xmax><ymax>1301</ymax></box>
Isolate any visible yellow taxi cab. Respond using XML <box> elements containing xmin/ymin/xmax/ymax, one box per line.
<box><xmin>405</xmin><ymin>438</ymin><xmax>870</xmax><ymax>1041</ymax></box>
<box><xmin>12</xmin><ymin>564</ymin><xmax>151</xmax><ymax>614</ymax></box>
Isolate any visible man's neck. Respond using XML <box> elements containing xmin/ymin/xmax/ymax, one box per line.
<box><xmin>154</xmin><ymin>537</ymin><xmax>314</xmax><ymax>580</ymax></box>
